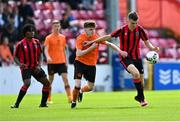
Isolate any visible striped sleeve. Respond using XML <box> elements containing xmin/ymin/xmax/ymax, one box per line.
<box><xmin>139</xmin><ymin>26</ymin><xmax>148</xmax><ymax>41</ymax></box>
<box><xmin>110</xmin><ymin>28</ymin><xmax>122</xmax><ymax>38</ymax></box>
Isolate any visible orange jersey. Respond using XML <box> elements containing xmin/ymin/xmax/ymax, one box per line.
<box><xmin>0</xmin><ymin>44</ymin><xmax>13</xmax><ymax>62</ymax></box>
<box><xmin>44</xmin><ymin>33</ymin><xmax>66</xmax><ymax>64</ymax></box>
<box><xmin>75</xmin><ymin>32</ymin><xmax>106</xmax><ymax>66</ymax></box>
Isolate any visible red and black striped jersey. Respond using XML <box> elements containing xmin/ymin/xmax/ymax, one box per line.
<box><xmin>111</xmin><ymin>24</ymin><xmax>148</xmax><ymax>60</ymax></box>
<box><xmin>14</xmin><ymin>38</ymin><xmax>42</xmax><ymax>69</ymax></box>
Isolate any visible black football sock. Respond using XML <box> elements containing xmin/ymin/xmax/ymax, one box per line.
<box><xmin>134</xmin><ymin>82</ymin><xmax>144</xmax><ymax>100</ymax></box>
<box><xmin>41</xmin><ymin>86</ymin><xmax>49</xmax><ymax>105</ymax></box>
<box><xmin>15</xmin><ymin>85</ymin><xmax>29</xmax><ymax>107</ymax></box>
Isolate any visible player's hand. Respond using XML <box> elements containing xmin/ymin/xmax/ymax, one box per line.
<box><xmin>46</xmin><ymin>56</ymin><xmax>52</xmax><ymax>63</ymax></box>
<box><xmin>83</xmin><ymin>41</ymin><xmax>93</xmax><ymax>46</ymax></box>
<box><xmin>20</xmin><ymin>63</ymin><xmax>27</xmax><ymax>69</ymax></box>
<box><xmin>152</xmin><ymin>46</ymin><xmax>160</xmax><ymax>52</ymax></box>
<box><xmin>119</xmin><ymin>51</ymin><xmax>128</xmax><ymax>58</ymax></box>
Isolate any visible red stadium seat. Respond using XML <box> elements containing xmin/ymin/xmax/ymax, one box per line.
<box><xmin>95</xmin><ymin>3</ymin><xmax>103</xmax><ymax>10</ymax></box>
<box><xmin>44</xmin><ymin>19</ymin><xmax>52</xmax><ymax>30</ymax></box>
<box><xmin>99</xmin><ymin>44</ymin><xmax>107</xmax><ymax>51</ymax></box>
<box><xmin>43</xmin><ymin>10</ymin><xmax>53</xmax><ymax>20</ymax></box>
<box><xmin>95</xmin><ymin>10</ymin><xmax>105</xmax><ymax>19</ymax></box>
<box><xmin>177</xmin><ymin>48</ymin><xmax>180</xmax><ymax>59</ymax></box>
<box><xmin>34</xmin><ymin>19</ymin><xmax>45</xmax><ymax>30</ymax></box>
<box><xmin>52</xmin><ymin>2</ymin><xmax>60</xmax><ymax>10</ymax></box>
<box><xmin>52</xmin><ymin>10</ymin><xmax>62</xmax><ymax>20</ymax></box>
<box><xmin>61</xmin><ymin>29</ymin><xmax>73</xmax><ymax>39</ymax></box>
<box><xmin>87</xmin><ymin>10</ymin><xmax>95</xmax><ymax>19</ymax></box>
<box><xmin>158</xmin><ymin>38</ymin><xmax>167</xmax><ymax>48</ymax></box>
<box><xmin>34</xmin><ymin>10</ymin><xmax>44</xmax><ymax>19</ymax></box>
<box><xmin>96</xmin><ymin>20</ymin><xmax>107</xmax><ymax>29</ymax></box>
<box><xmin>79</xmin><ymin>10</ymin><xmax>88</xmax><ymax>19</ymax></box>
<box><xmin>165</xmin><ymin>48</ymin><xmax>177</xmax><ymax>59</ymax></box>
<box><xmin>167</xmin><ymin>38</ymin><xmax>177</xmax><ymax>48</ymax></box>
<box><xmin>97</xmin><ymin>29</ymin><xmax>107</xmax><ymax>36</ymax></box>
<box><xmin>44</xmin><ymin>2</ymin><xmax>53</xmax><ymax>10</ymax></box>
<box><xmin>70</xmin><ymin>10</ymin><xmax>80</xmax><ymax>19</ymax></box>
<box><xmin>60</xmin><ymin>2</ymin><xmax>67</xmax><ymax>10</ymax></box>
<box><xmin>35</xmin><ymin>1</ymin><xmax>44</xmax><ymax>10</ymax></box>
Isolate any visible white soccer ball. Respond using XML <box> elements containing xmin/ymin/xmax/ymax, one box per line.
<box><xmin>146</xmin><ymin>51</ymin><xmax>159</xmax><ymax>64</ymax></box>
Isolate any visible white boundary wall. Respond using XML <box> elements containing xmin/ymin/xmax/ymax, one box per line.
<box><xmin>0</xmin><ymin>65</ymin><xmax>112</xmax><ymax>94</ymax></box>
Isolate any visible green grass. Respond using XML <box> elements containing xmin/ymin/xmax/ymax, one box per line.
<box><xmin>0</xmin><ymin>90</ymin><xmax>180</xmax><ymax>121</ymax></box>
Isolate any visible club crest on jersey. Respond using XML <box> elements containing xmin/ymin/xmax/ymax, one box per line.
<box><xmin>34</xmin><ymin>44</ymin><xmax>38</xmax><ymax>48</ymax></box>
<box><xmin>136</xmin><ymin>32</ymin><xmax>139</xmax><ymax>36</ymax></box>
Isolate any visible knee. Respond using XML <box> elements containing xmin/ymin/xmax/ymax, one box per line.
<box><xmin>88</xmin><ymin>85</ymin><xmax>94</xmax><ymax>91</ymax></box>
<box><xmin>43</xmin><ymin>78</ymin><xmax>51</xmax><ymax>87</ymax></box>
<box><xmin>24</xmin><ymin>81</ymin><xmax>31</xmax><ymax>87</ymax></box>
<box><xmin>132</xmin><ymin>72</ymin><xmax>140</xmax><ymax>79</ymax></box>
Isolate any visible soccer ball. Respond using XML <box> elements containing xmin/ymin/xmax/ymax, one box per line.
<box><xmin>146</xmin><ymin>51</ymin><xmax>159</xmax><ymax>64</ymax></box>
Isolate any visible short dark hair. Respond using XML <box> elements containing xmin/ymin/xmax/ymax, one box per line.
<box><xmin>22</xmin><ymin>24</ymin><xmax>35</xmax><ymax>36</ymax></box>
<box><xmin>128</xmin><ymin>11</ymin><xmax>138</xmax><ymax>21</ymax></box>
<box><xmin>84</xmin><ymin>21</ymin><xmax>96</xmax><ymax>28</ymax></box>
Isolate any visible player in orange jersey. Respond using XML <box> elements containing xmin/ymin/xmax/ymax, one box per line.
<box><xmin>71</xmin><ymin>20</ymin><xmax>128</xmax><ymax>108</ymax></box>
<box><xmin>44</xmin><ymin>20</ymin><xmax>72</xmax><ymax>103</ymax></box>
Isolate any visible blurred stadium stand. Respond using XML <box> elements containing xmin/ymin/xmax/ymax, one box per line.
<box><xmin>0</xmin><ymin>0</ymin><xmax>180</xmax><ymax>67</ymax></box>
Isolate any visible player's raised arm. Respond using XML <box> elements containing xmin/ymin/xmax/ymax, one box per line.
<box><xmin>144</xmin><ymin>40</ymin><xmax>159</xmax><ymax>52</ymax></box>
<box><xmin>76</xmin><ymin>43</ymin><xmax>98</xmax><ymax>56</ymax></box>
<box><xmin>84</xmin><ymin>35</ymin><xmax>112</xmax><ymax>46</ymax></box>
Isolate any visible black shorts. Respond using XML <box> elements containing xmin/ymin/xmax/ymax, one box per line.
<box><xmin>48</xmin><ymin>63</ymin><xmax>67</xmax><ymax>75</ymax></box>
<box><xmin>21</xmin><ymin>67</ymin><xmax>47</xmax><ymax>81</ymax></box>
<box><xmin>120</xmin><ymin>57</ymin><xmax>144</xmax><ymax>74</ymax></box>
<box><xmin>74</xmin><ymin>60</ymin><xmax>96</xmax><ymax>83</ymax></box>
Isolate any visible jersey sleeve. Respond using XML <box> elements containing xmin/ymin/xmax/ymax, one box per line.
<box><xmin>110</xmin><ymin>28</ymin><xmax>122</xmax><ymax>38</ymax></box>
<box><xmin>139</xmin><ymin>26</ymin><xmax>148</xmax><ymax>41</ymax></box>
<box><xmin>76</xmin><ymin>36</ymin><xmax>83</xmax><ymax>50</ymax></box>
<box><xmin>44</xmin><ymin>36</ymin><xmax>50</xmax><ymax>47</ymax></box>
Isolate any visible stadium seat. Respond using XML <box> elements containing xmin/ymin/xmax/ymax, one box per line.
<box><xmin>94</xmin><ymin>10</ymin><xmax>105</xmax><ymax>19</ymax></box>
<box><xmin>87</xmin><ymin>10</ymin><xmax>95</xmax><ymax>19</ymax></box>
<box><xmin>96</xmin><ymin>20</ymin><xmax>107</xmax><ymax>29</ymax></box>
<box><xmin>44</xmin><ymin>19</ymin><xmax>52</xmax><ymax>30</ymax></box>
<box><xmin>158</xmin><ymin>38</ymin><xmax>167</xmax><ymax>48</ymax></box>
<box><xmin>34</xmin><ymin>10</ymin><xmax>44</xmax><ymax>19</ymax></box>
<box><xmin>52</xmin><ymin>10</ymin><xmax>62</xmax><ymax>20</ymax></box>
<box><xmin>34</xmin><ymin>19</ymin><xmax>45</xmax><ymax>30</ymax></box>
<box><xmin>167</xmin><ymin>38</ymin><xmax>177</xmax><ymax>48</ymax></box>
<box><xmin>165</xmin><ymin>48</ymin><xmax>177</xmax><ymax>59</ymax></box>
<box><xmin>97</xmin><ymin>29</ymin><xmax>107</xmax><ymax>36</ymax></box>
<box><xmin>59</xmin><ymin>2</ymin><xmax>67</xmax><ymax>10</ymax></box>
<box><xmin>71</xmin><ymin>10</ymin><xmax>80</xmax><ymax>19</ymax></box>
<box><xmin>79</xmin><ymin>10</ymin><xmax>88</xmax><ymax>19</ymax></box>
<box><xmin>44</xmin><ymin>2</ymin><xmax>53</xmax><ymax>10</ymax></box>
<box><xmin>43</xmin><ymin>10</ymin><xmax>53</xmax><ymax>20</ymax></box>
<box><xmin>95</xmin><ymin>3</ymin><xmax>103</xmax><ymax>10</ymax></box>
<box><xmin>52</xmin><ymin>1</ymin><xmax>60</xmax><ymax>10</ymax></box>
<box><xmin>99</xmin><ymin>44</ymin><xmax>107</xmax><ymax>51</ymax></box>
<box><xmin>35</xmin><ymin>1</ymin><xmax>44</xmax><ymax>10</ymax></box>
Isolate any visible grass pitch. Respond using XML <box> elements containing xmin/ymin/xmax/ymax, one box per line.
<box><xmin>0</xmin><ymin>90</ymin><xmax>180</xmax><ymax>121</ymax></box>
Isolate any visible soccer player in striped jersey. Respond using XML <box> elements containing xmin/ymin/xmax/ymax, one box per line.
<box><xmin>11</xmin><ymin>24</ymin><xmax>50</xmax><ymax>108</ymax></box>
<box><xmin>84</xmin><ymin>11</ymin><xmax>160</xmax><ymax>107</ymax></box>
